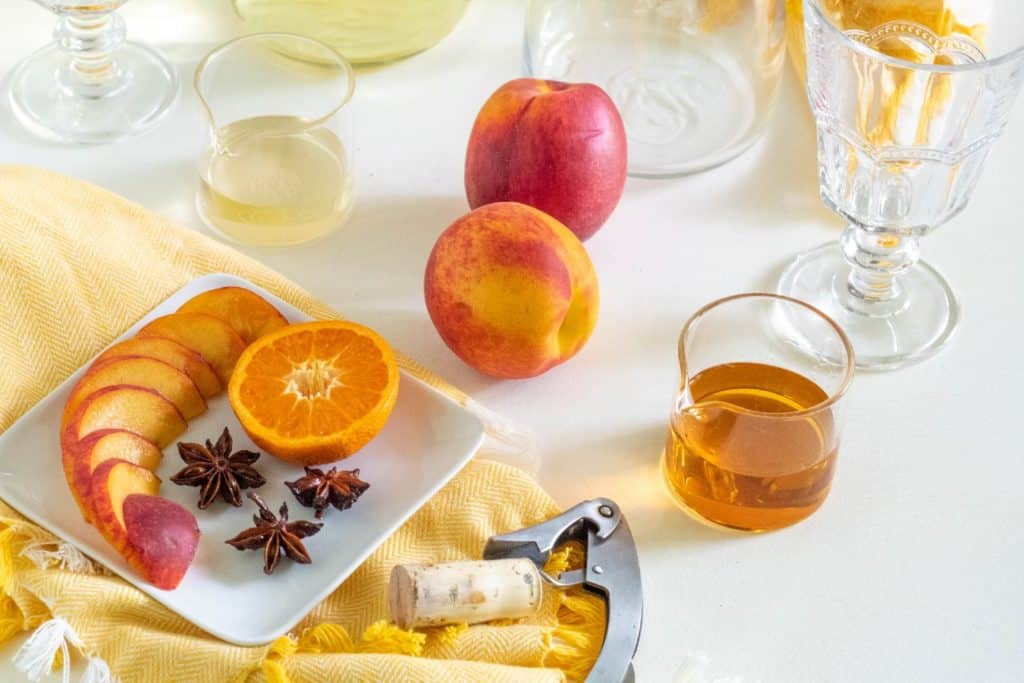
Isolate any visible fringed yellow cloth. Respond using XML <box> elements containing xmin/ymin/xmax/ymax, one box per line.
<box><xmin>0</xmin><ymin>165</ymin><xmax>604</xmax><ymax>682</ymax></box>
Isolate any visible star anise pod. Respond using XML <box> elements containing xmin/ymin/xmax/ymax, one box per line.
<box><xmin>225</xmin><ymin>493</ymin><xmax>323</xmax><ymax>574</ymax></box>
<box><xmin>285</xmin><ymin>466</ymin><xmax>370</xmax><ymax>519</ymax></box>
<box><xmin>170</xmin><ymin>427</ymin><xmax>266</xmax><ymax>509</ymax></box>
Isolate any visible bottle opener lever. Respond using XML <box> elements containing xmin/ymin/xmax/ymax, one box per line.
<box><xmin>483</xmin><ymin>498</ymin><xmax>643</xmax><ymax>683</ymax></box>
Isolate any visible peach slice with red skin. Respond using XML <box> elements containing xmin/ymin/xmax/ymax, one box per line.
<box><xmin>64</xmin><ymin>385</ymin><xmax>186</xmax><ymax>449</ymax></box>
<box><xmin>137</xmin><ymin>312</ymin><xmax>246</xmax><ymax>384</ymax></box>
<box><xmin>95</xmin><ymin>337</ymin><xmax>221</xmax><ymax>398</ymax></box>
<box><xmin>62</xmin><ymin>357</ymin><xmax>206</xmax><ymax>429</ymax></box>
<box><xmin>58</xmin><ymin>289</ymin><xmax>289</xmax><ymax>589</ymax></box>
<box><xmin>177</xmin><ymin>287</ymin><xmax>288</xmax><ymax>344</ymax></box>
<box><xmin>61</xmin><ymin>429</ymin><xmax>163</xmax><ymax>523</ymax></box>
<box><xmin>90</xmin><ymin>459</ymin><xmax>198</xmax><ymax>590</ymax></box>
<box><xmin>122</xmin><ymin>494</ymin><xmax>200</xmax><ymax>590</ymax></box>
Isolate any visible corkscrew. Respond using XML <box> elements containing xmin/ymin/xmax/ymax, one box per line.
<box><xmin>483</xmin><ymin>498</ymin><xmax>643</xmax><ymax>683</ymax></box>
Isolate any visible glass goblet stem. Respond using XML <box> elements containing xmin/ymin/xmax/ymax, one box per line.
<box><xmin>55</xmin><ymin>10</ymin><xmax>126</xmax><ymax>96</ymax></box>
<box><xmin>839</xmin><ymin>223</ymin><xmax>920</xmax><ymax>316</ymax></box>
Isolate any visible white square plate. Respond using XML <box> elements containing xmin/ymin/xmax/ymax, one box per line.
<box><xmin>0</xmin><ymin>274</ymin><xmax>484</xmax><ymax>645</ymax></box>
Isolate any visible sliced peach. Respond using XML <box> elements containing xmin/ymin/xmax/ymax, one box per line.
<box><xmin>137</xmin><ymin>312</ymin><xmax>246</xmax><ymax>383</ymax></box>
<box><xmin>96</xmin><ymin>337</ymin><xmax>221</xmax><ymax>398</ymax></box>
<box><xmin>62</xmin><ymin>357</ymin><xmax>206</xmax><ymax>429</ymax></box>
<box><xmin>123</xmin><ymin>495</ymin><xmax>200</xmax><ymax>590</ymax></box>
<box><xmin>90</xmin><ymin>459</ymin><xmax>160</xmax><ymax>544</ymax></box>
<box><xmin>178</xmin><ymin>287</ymin><xmax>288</xmax><ymax>344</ymax></box>
<box><xmin>90</xmin><ymin>460</ymin><xmax>199</xmax><ymax>590</ymax></box>
<box><xmin>65</xmin><ymin>385</ymin><xmax>186</xmax><ymax>449</ymax></box>
<box><xmin>62</xmin><ymin>429</ymin><xmax>163</xmax><ymax>523</ymax></box>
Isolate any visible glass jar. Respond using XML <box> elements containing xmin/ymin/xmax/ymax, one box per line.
<box><xmin>525</xmin><ymin>0</ymin><xmax>787</xmax><ymax>177</ymax></box>
<box><xmin>232</xmin><ymin>0</ymin><xmax>471</xmax><ymax>64</ymax></box>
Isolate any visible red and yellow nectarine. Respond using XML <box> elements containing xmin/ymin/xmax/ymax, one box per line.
<box><xmin>465</xmin><ymin>78</ymin><xmax>627</xmax><ymax>241</ymax></box>
<box><xmin>425</xmin><ymin>202</ymin><xmax>599</xmax><ymax>378</ymax></box>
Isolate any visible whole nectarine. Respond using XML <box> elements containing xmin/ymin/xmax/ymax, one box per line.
<box><xmin>425</xmin><ymin>202</ymin><xmax>599</xmax><ymax>379</ymax></box>
<box><xmin>465</xmin><ymin>78</ymin><xmax>627</xmax><ymax>241</ymax></box>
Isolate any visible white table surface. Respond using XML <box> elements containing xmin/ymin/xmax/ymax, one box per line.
<box><xmin>2</xmin><ymin>1</ymin><xmax>1023</xmax><ymax>681</ymax></box>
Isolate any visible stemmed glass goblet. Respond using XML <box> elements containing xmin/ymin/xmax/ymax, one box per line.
<box><xmin>8</xmin><ymin>1</ymin><xmax>178</xmax><ymax>144</ymax></box>
<box><xmin>778</xmin><ymin>0</ymin><xmax>1024</xmax><ymax>370</ymax></box>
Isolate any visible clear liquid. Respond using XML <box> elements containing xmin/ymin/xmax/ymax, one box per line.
<box><xmin>233</xmin><ymin>0</ymin><xmax>469</xmax><ymax>64</ymax></box>
<box><xmin>197</xmin><ymin>116</ymin><xmax>353</xmax><ymax>247</ymax></box>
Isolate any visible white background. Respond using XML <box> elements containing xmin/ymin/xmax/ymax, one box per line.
<box><xmin>1</xmin><ymin>1</ymin><xmax>1023</xmax><ymax>681</ymax></box>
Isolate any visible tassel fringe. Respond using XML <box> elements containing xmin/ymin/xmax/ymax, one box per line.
<box><xmin>80</xmin><ymin>655</ymin><xmax>114</xmax><ymax>683</ymax></box>
<box><xmin>19</xmin><ymin>538</ymin><xmax>97</xmax><ymax>574</ymax></box>
<box><xmin>543</xmin><ymin>545</ymin><xmax>606</xmax><ymax>682</ymax></box>
<box><xmin>13</xmin><ymin>617</ymin><xmax>80</xmax><ymax>682</ymax></box>
<box><xmin>257</xmin><ymin>540</ymin><xmax>603</xmax><ymax>682</ymax></box>
<box><xmin>0</xmin><ymin>517</ymin><xmax>115</xmax><ymax>683</ymax></box>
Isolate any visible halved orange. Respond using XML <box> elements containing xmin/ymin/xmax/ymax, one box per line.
<box><xmin>228</xmin><ymin>321</ymin><xmax>399</xmax><ymax>466</ymax></box>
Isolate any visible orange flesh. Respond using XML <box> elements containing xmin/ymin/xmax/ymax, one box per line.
<box><xmin>238</xmin><ymin>326</ymin><xmax>391</xmax><ymax>439</ymax></box>
<box><xmin>229</xmin><ymin>321</ymin><xmax>399</xmax><ymax>464</ymax></box>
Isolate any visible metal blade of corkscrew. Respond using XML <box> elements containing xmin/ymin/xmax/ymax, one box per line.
<box><xmin>483</xmin><ymin>498</ymin><xmax>643</xmax><ymax>683</ymax></box>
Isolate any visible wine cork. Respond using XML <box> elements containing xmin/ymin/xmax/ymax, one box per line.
<box><xmin>389</xmin><ymin>558</ymin><xmax>543</xmax><ymax>629</ymax></box>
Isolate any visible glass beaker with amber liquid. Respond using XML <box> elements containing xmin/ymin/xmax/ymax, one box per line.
<box><xmin>663</xmin><ymin>294</ymin><xmax>854</xmax><ymax>532</ymax></box>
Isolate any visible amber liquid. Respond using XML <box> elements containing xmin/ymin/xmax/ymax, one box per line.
<box><xmin>664</xmin><ymin>362</ymin><xmax>837</xmax><ymax>531</ymax></box>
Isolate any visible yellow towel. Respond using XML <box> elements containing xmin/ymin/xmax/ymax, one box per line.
<box><xmin>0</xmin><ymin>165</ymin><xmax>603</xmax><ymax>682</ymax></box>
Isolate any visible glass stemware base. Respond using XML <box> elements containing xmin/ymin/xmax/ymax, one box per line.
<box><xmin>777</xmin><ymin>242</ymin><xmax>960</xmax><ymax>371</ymax></box>
<box><xmin>8</xmin><ymin>41</ymin><xmax>177</xmax><ymax>144</ymax></box>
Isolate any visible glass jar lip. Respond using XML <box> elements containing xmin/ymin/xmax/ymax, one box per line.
<box><xmin>678</xmin><ymin>292</ymin><xmax>855</xmax><ymax>417</ymax></box>
<box><xmin>193</xmin><ymin>32</ymin><xmax>356</xmax><ymax>132</ymax></box>
<box><xmin>805</xmin><ymin>0</ymin><xmax>1024</xmax><ymax>75</ymax></box>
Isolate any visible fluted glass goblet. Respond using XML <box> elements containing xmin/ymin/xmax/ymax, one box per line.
<box><xmin>8</xmin><ymin>1</ymin><xmax>178</xmax><ymax>144</ymax></box>
<box><xmin>777</xmin><ymin>0</ymin><xmax>1024</xmax><ymax>370</ymax></box>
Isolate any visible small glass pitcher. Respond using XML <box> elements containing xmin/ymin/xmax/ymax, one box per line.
<box><xmin>194</xmin><ymin>34</ymin><xmax>356</xmax><ymax>247</ymax></box>
<box><xmin>663</xmin><ymin>294</ymin><xmax>854</xmax><ymax>532</ymax></box>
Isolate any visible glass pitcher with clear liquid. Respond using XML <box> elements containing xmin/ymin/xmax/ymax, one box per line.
<box><xmin>194</xmin><ymin>34</ymin><xmax>356</xmax><ymax>247</ymax></box>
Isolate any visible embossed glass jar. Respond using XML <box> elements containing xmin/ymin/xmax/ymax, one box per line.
<box><xmin>525</xmin><ymin>0</ymin><xmax>787</xmax><ymax>177</ymax></box>
<box><xmin>233</xmin><ymin>0</ymin><xmax>470</xmax><ymax>65</ymax></box>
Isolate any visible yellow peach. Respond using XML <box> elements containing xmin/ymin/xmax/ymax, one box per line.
<box><xmin>424</xmin><ymin>202</ymin><xmax>599</xmax><ymax>378</ymax></box>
